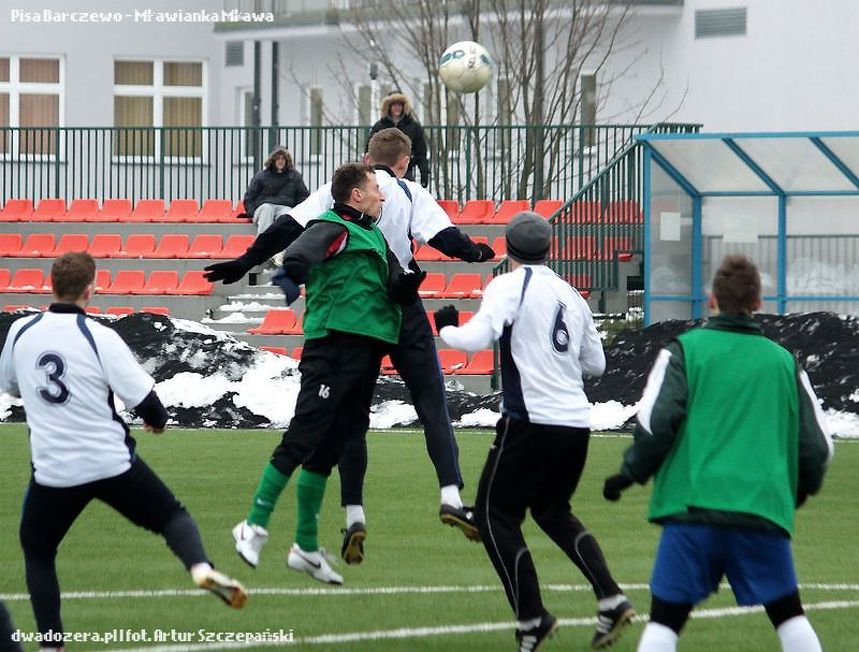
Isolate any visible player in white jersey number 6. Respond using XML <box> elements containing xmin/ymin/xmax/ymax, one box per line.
<box><xmin>0</xmin><ymin>253</ymin><xmax>247</xmax><ymax>651</ymax></box>
<box><xmin>436</xmin><ymin>212</ymin><xmax>634</xmax><ymax>652</ymax></box>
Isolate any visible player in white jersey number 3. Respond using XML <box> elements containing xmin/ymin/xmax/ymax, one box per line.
<box><xmin>436</xmin><ymin>212</ymin><xmax>634</xmax><ymax>652</ymax></box>
<box><xmin>0</xmin><ymin>252</ymin><xmax>247</xmax><ymax>651</ymax></box>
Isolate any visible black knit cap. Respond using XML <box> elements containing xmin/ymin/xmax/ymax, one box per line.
<box><xmin>505</xmin><ymin>211</ymin><xmax>551</xmax><ymax>263</ymax></box>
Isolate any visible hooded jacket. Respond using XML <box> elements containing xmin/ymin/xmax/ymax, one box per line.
<box><xmin>368</xmin><ymin>92</ymin><xmax>429</xmax><ymax>186</ymax></box>
<box><xmin>243</xmin><ymin>146</ymin><xmax>310</xmax><ymax>216</ymax></box>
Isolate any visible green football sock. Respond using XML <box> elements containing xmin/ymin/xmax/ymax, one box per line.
<box><xmin>295</xmin><ymin>469</ymin><xmax>328</xmax><ymax>552</ymax></box>
<box><xmin>247</xmin><ymin>462</ymin><xmax>290</xmax><ymax>528</ymax></box>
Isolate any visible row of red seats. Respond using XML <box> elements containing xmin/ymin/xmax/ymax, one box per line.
<box><xmin>414</xmin><ymin>236</ymin><xmax>507</xmax><ymax>262</ymax></box>
<box><xmin>248</xmin><ymin>307</ymin><xmax>478</xmax><ymax>336</ymax></box>
<box><xmin>0</xmin><ymin>233</ymin><xmax>255</xmax><ymax>259</ymax></box>
<box><xmin>258</xmin><ymin>345</ymin><xmax>494</xmax><ymax>375</ymax></box>
<box><xmin>2</xmin><ymin>305</ymin><xmax>170</xmax><ymax>316</ymax></box>
<box><xmin>439</xmin><ymin>199</ymin><xmax>642</xmax><ymax>224</ymax></box>
<box><xmin>419</xmin><ymin>272</ymin><xmax>592</xmax><ymax>297</ymax></box>
<box><xmin>0</xmin><ymin>199</ymin><xmax>248</xmax><ymax>223</ymax></box>
<box><xmin>550</xmin><ymin>235</ymin><xmax>636</xmax><ymax>262</ymax></box>
<box><xmin>0</xmin><ymin>268</ymin><xmax>212</xmax><ymax>295</ymax></box>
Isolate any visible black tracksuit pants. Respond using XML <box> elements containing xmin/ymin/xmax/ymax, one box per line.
<box><xmin>337</xmin><ymin>299</ymin><xmax>462</xmax><ymax>505</ymax></box>
<box><xmin>475</xmin><ymin>416</ymin><xmax>622</xmax><ymax>621</ymax></box>
<box><xmin>272</xmin><ymin>333</ymin><xmax>385</xmax><ymax>477</ymax></box>
<box><xmin>19</xmin><ymin>458</ymin><xmax>208</xmax><ymax>639</ymax></box>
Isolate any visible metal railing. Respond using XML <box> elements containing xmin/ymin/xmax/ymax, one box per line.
<box><xmin>0</xmin><ymin>123</ymin><xmax>700</xmax><ymax>206</ymax></box>
<box><xmin>493</xmin><ymin>123</ymin><xmax>701</xmax><ymax>299</ymax></box>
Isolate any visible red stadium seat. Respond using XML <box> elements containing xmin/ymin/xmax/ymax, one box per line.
<box><xmin>52</xmin><ymin>234</ymin><xmax>89</xmax><ymax>256</ymax></box>
<box><xmin>118</xmin><ymin>234</ymin><xmax>157</xmax><ymax>258</ymax></box>
<box><xmin>230</xmin><ymin>200</ymin><xmax>250</xmax><ymax>221</ymax></box>
<box><xmin>0</xmin><ymin>234</ymin><xmax>22</xmax><ymax>256</ymax></box>
<box><xmin>566</xmin><ymin>274</ymin><xmax>592</xmax><ymax>290</ymax></box>
<box><xmin>7</xmin><ymin>269</ymin><xmax>46</xmax><ymax>293</ymax></box>
<box><xmin>533</xmin><ymin>199</ymin><xmax>564</xmax><ymax>219</ymax></box>
<box><xmin>486</xmin><ymin>199</ymin><xmax>530</xmax><ymax>224</ymax></box>
<box><xmin>106</xmin><ymin>270</ymin><xmax>146</xmax><ymax>294</ymax></box>
<box><xmin>168</xmin><ymin>271</ymin><xmax>213</xmax><ymax>295</ymax></box>
<box><xmin>414</xmin><ymin>243</ymin><xmax>443</xmax><ymax>261</ymax></box>
<box><xmin>91</xmin><ymin>199</ymin><xmax>132</xmax><ymax>222</ymax></box>
<box><xmin>196</xmin><ymin>200</ymin><xmax>233</xmax><ymax>222</ymax></box>
<box><xmin>160</xmin><ymin>199</ymin><xmax>200</xmax><ymax>223</ymax></box>
<box><xmin>260</xmin><ymin>345</ymin><xmax>288</xmax><ymax>356</ymax></box>
<box><xmin>438</xmin><ymin>349</ymin><xmax>468</xmax><ymax>374</ymax></box>
<box><xmin>152</xmin><ymin>234</ymin><xmax>190</xmax><ymax>258</ymax></box>
<box><xmin>419</xmin><ymin>272</ymin><xmax>446</xmax><ymax>299</ymax></box>
<box><xmin>436</xmin><ymin>200</ymin><xmax>459</xmax><ymax>221</ymax></box>
<box><xmin>490</xmin><ymin>236</ymin><xmax>507</xmax><ymax>260</ymax></box>
<box><xmin>602</xmin><ymin>236</ymin><xmax>635</xmax><ymax>262</ymax></box>
<box><xmin>606</xmin><ymin>200</ymin><xmax>642</xmax><ymax>223</ymax></box>
<box><xmin>105</xmin><ymin>306</ymin><xmax>134</xmax><ymax>316</ymax></box>
<box><xmin>60</xmin><ymin>199</ymin><xmax>100</xmax><ymax>222</ymax></box>
<box><xmin>141</xmin><ymin>306</ymin><xmax>171</xmax><ymax>316</ymax></box>
<box><xmin>289</xmin><ymin>346</ymin><xmax>303</xmax><ymax>360</ymax></box>
<box><xmin>186</xmin><ymin>234</ymin><xmax>224</xmax><ymax>258</ymax></box>
<box><xmin>216</xmin><ymin>234</ymin><xmax>255</xmax><ymax>259</ymax></box>
<box><xmin>248</xmin><ymin>309</ymin><xmax>298</xmax><ymax>335</ymax></box>
<box><xmin>465</xmin><ymin>350</ymin><xmax>494</xmax><ymax>374</ymax></box>
<box><xmin>0</xmin><ymin>269</ymin><xmax>10</xmax><ymax>292</ymax></box>
<box><xmin>456</xmin><ymin>200</ymin><xmax>494</xmax><ymax>224</ymax></box>
<box><xmin>88</xmin><ymin>234</ymin><xmax>122</xmax><ymax>258</ymax></box>
<box><xmin>573</xmin><ymin>201</ymin><xmax>602</xmax><ymax>223</ymax></box>
<box><xmin>31</xmin><ymin>198</ymin><xmax>66</xmax><ymax>222</ymax></box>
<box><xmin>131</xmin><ymin>271</ymin><xmax>179</xmax><ymax>295</ymax></box>
<box><xmin>127</xmin><ymin>199</ymin><xmax>165</xmax><ymax>222</ymax></box>
<box><xmin>0</xmin><ymin>199</ymin><xmax>34</xmax><ymax>221</ymax></box>
<box><xmin>85</xmin><ymin>306</ymin><xmax>101</xmax><ymax>315</ymax></box>
<box><xmin>380</xmin><ymin>354</ymin><xmax>397</xmax><ymax>375</ymax></box>
<box><xmin>440</xmin><ymin>273</ymin><xmax>484</xmax><ymax>298</ymax></box>
<box><xmin>15</xmin><ymin>234</ymin><xmax>55</xmax><ymax>257</ymax></box>
<box><xmin>552</xmin><ymin>236</ymin><xmax>597</xmax><ymax>260</ymax></box>
<box><xmin>94</xmin><ymin>269</ymin><xmax>112</xmax><ymax>293</ymax></box>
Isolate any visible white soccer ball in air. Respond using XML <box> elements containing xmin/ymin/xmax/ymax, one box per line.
<box><xmin>438</xmin><ymin>41</ymin><xmax>493</xmax><ymax>94</ymax></box>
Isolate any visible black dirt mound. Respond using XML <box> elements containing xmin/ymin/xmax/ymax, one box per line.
<box><xmin>1</xmin><ymin>310</ymin><xmax>856</xmax><ymax>429</ymax></box>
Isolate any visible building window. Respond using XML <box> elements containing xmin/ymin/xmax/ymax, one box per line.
<box><xmin>225</xmin><ymin>41</ymin><xmax>244</xmax><ymax>67</ymax></box>
<box><xmin>695</xmin><ymin>8</ymin><xmax>747</xmax><ymax>39</ymax></box>
<box><xmin>0</xmin><ymin>55</ymin><xmax>64</xmax><ymax>156</ymax></box>
<box><xmin>113</xmin><ymin>59</ymin><xmax>205</xmax><ymax>159</ymax></box>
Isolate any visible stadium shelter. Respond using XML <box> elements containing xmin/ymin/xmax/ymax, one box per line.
<box><xmin>637</xmin><ymin>131</ymin><xmax>859</xmax><ymax>324</ymax></box>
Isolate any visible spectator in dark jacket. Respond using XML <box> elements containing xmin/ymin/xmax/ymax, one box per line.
<box><xmin>244</xmin><ymin>146</ymin><xmax>310</xmax><ymax>235</ymax></box>
<box><xmin>368</xmin><ymin>92</ymin><xmax>429</xmax><ymax>187</ymax></box>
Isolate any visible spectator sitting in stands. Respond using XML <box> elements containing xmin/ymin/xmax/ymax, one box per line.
<box><xmin>243</xmin><ymin>146</ymin><xmax>310</xmax><ymax>236</ymax></box>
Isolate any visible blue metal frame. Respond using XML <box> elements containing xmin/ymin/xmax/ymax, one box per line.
<box><xmin>637</xmin><ymin>131</ymin><xmax>859</xmax><ymax>324</ymax></box>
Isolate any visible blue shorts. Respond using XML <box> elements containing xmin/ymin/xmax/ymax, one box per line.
<box><xmin>650</xmin><ymin>522</ymin><xmax>798</xmax><ymax>606</ymax></box>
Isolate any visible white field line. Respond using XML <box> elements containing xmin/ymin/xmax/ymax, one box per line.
<box><xmin>3</xmin><ymin>581</ymin><xmax>858</xmax><ymax>603</ymax></box>
<box><xmin>94</xmin><ymin>598</ymin><xmax>859</xmax><ymax>652</ymax></box>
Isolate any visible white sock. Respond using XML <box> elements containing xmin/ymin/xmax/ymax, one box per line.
<box><xmin>516</xmin><ymin>616</ymin><xmax>541</xmax><ymax>630</ymax></box>
<box><xmin>598</xmin><ymin>593</ymin><xmax>628</xmax><ymax>611</ymax></box>
<box><xmin>440</xmin><ymin>484</ymin><xmax>462</xmax><ymax>508</ymax></box>
<box><xmin>777</xmin><ymin>616</ymin><xmax>822</xmax><ymax>652</ymax></box>
<box><xmin>637</xmin><ymin>622</ymin><xmax>678</xmax><ymax>652</ymax></box>
<box><xmin>189</xmin><ymin>562</ymin><xmax>213</xmax><ymax>584</ymax></box>
<box><xmin>345</xmin><ymin>504</ymin><xmax>366</xmax><ymax>528</ymax></box>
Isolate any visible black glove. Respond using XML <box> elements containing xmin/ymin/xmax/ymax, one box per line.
<box><xmin>390</xmin><ymin>270</ymin><xmax>426</xmax><ymax>306</ymax></box>
<box><xmin>272</xmin><ymin>268</ymin><xmax>301</xmax><ymax>306</ymax></box>
<box><xmin>203</xmin><ymin>258</ymin><xmax>253</xmax><ymax>284</ymax></box>
<box><xmin>472</xmin><ymin>242</ymin><xmax>496</xmax><ymax>263</ymax></box>
<box><xmin>434</xmin><ymin>305</ymin><xmax>460</xmax><ymax>331</ymax></box>
<box><xmin>603</xmin><ymin>474</ymin><xmax>634</xmax><ymax>502</ymax></box>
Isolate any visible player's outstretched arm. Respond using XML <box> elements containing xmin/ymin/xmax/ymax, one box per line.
<box><xmin>134</xmin><ymin>390</ymin><xmax>169</xmax><ymax>434</ymax></box>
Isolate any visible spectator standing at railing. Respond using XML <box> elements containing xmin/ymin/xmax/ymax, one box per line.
<box><xmin>368</xmin><ymin>91</ymin><xmax>429</xmax><ymax>187</ymax></box>
<box><xmin>243</xmin><ymin>146</ymin><xmax>309</xmax><ymax>235</ymax></box>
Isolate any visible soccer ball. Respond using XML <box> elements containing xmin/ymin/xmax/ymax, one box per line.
<box><xmin>438</xmin><ymin>41</ymin><xmax>493</xmax><ymax>94</ymax></box>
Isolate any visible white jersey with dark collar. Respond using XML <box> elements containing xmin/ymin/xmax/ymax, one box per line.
<box><xmin>440</xmin><ymin>265</ymin><xmax>605</xmax><ymax>427</ymax></box>
<box><xmin>287</xmin><ymin>169</ymin><xmax>452</xmax><ymax>269</ymax></box>
<box><xmin>0</xmin><ymin>306</ymin><xmax>155</xmax><ymax>487</ymax></box>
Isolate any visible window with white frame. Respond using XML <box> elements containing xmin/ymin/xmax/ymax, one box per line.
<box><xmin>113</xmin><ymin>59</ymin><xmax>206</xmax><ymax>159</ymax></box>
<box><xmin>0</xmin><ymin>55</ymin><xmax>64</xmax><ymax>156</ymax></box>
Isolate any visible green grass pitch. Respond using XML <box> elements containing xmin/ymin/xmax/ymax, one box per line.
<box><xmin>0</xmin><ymin>425</ymin><xmax>857</xmax><ymax>651</ymax></box>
